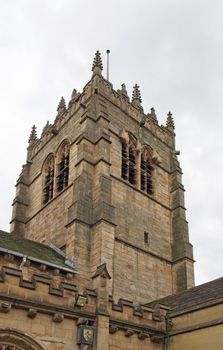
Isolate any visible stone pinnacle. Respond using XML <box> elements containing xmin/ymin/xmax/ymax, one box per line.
<box><xmin>28</xmin><ymin>125</ymin><xmax>37</xmax><ymax>143</ymax></box>
<box><xmin>92</xmin><ymin>50</ymin><xmax>103</xmax><ymax>74</ymax></box>
<box><xmin>166</xmin><ymin>111</ymin><xmax>175</xmax><ymax>130</ymax></box>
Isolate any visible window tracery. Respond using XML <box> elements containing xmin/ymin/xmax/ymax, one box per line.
<box><xmin>128</xmin><ymin>145</ymin><xmax>136</xmax><ymax>185</ymax></box>
<box><xmin>120</xmin><ymin>130</ymin><xmax>154</xmax><ymax>195</ymax></box>
<box><xmin>56</xmin><ymin>141</ymin><xmax>70</xmax><ymax>192</ymax></box>
<box><xmin>141</xmin><ymin>147</ymin><xmax>153</xmax><ymax>195</ymax></box>
<box><xmin>43</xmin><ymin>154</ymin><xmax>55</xmax><ymax>204</ymax></box>
<box><xmin>0</xmin><ymin>345</ymin><xmax>22</xmax><ymax>350</ymax></box>
<box><xmin>121</xmin><ymin>141</ymin><xmax>128</xmax><ymax>180</ymax></box>
<box><xmin>121</xmin><ymin>132</ymin><xmax>137</xmax><ymax>185</ymax></box>
<box><xmin>0</xmin><ymin>329</ymin><xmax>45</xmax><ymax>350</ymax></box>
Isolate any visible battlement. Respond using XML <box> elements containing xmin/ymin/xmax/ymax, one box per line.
<box><xmin>27</xmin><ymin>51</ymin><xmax>175</xmax><ymax>161</ymax></box>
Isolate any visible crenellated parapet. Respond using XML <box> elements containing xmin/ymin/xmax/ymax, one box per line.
<box><xmin>26</xmin><ymin>51</ymin><xmax>176</xmax><ymax>163</ymax></box>
<box><xmin>0</xmin><ymin>259</ymin><xmax>168</xmax><ymax>350</ymax></box>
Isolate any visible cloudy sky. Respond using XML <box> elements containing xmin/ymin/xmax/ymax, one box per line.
<box><xmin>0</xmin><ymin>0</ymin><xmax>222</xmax><ymax>286</ymax></box>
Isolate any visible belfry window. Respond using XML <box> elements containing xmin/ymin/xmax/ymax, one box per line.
<box><xmin>141</xmin><ymin>148</ymin><xmax>153</xmax><ymax>195</ymax></box>
<box><xmin>121</xmin><ymin>132</ymin><xmax>137</xmax><ymax>185</ymax></box>
<box><xmin>121</xmin><ymin>141</ymin><xmax>128</xmax><ymax>180</ymax></box>
<box><xmin>43</xmin><ymin>155</ymin><xmax>54</xmax><ymax>204</ymax></box>
<box><xmin>146</xmin><ymin>162</ymin><xmax>153</xmax><ymax>195</ymax></box>
<box><xmin>56</xmin><ymin>141</ymin><xmax>70</xmax><ymax>192</ymax></box>
<box><xmin>129</xmin><ymin>146</ymin><xmax>136</xmax><ymax>185</ymax></box>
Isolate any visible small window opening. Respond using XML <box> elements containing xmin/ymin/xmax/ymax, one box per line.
<box><xmin>144</xmin><ymin>232</ymin><xmax>149</xmax><ymax>244</ymax></box>
<box><xmin>141</xmin><ymin>157</ymin><xmax>146</xmax><ymax>191</ymax></box>
<box><xmin>146</xmin><ymin>163</ymin><xmax>153</xmax><ymax>195</ymax></box>
<box><xmin>129</xmin><ymin>147</ymin><xmax>136</xmax><ymax>185</ymax></box>
<box><xmin>57</xmin><ymin>151</ymin><xmax>69</xmax><ymax>192</ymax></box>
<box><xmin>121</xmin><ymin>142</ymin><xmax>128</xmax><ymax>180</ymax></box>
<box><xmin>141</xmin><ymin>151</ymin><xmax>153</xmax><ymax>195</ymax></box>
<box><xmin>43</xmin><ymin>166</ymin><xmax>54</xmax><ymax>204</ymax></box>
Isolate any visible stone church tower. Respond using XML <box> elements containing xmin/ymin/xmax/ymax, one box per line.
<box><xmin>10</xmin><ymin>51</ymin><xmax>194</xmax><ymax>305</ymax></box>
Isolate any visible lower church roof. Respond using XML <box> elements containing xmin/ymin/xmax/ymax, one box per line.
<box><xmin>0</xmin><ymin>230</ymin><xmax>77</xmax><ymax>273</ymax></box>
<box><xmin>146</xmin><ymin>277</ymin><xmax>223</xmax><ymax>312</ymax></box>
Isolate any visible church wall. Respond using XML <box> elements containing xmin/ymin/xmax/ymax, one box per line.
<box><xmin>22</xmin><ymin>106</ymin><xmax>84</xmax><ymax>244</ymax></box>
<box><xmin>0</xmin><ymin>253</ymin><xmax>167</xmax><ymax>350</ymax></box>
<box><xmin>169</xmin><ymin>324</ymin><xmax>223</xmax><ymax>350</ymax></box>
<box><xmin>104</xmin><ymin>98</ymin><xmax>175</xmax><ymax>302</ymax></box>
<box><xmin>25</xmin><ymin>185</ymin><xmax>73</xmax><ymax>246</ymax></box>
<box><xmin>109</xmin><ymin>332</ymin><xmax>162</xmax><ymax>350</ymax></box>
<box><xmin>112</xmin><ymin>179</ymin><xmax>171</xmax><ymax>259</ymax></box>
<box><xmin>169</xmin><ymin>303</ymin><xmax>223</xmax><ymax>350</ymax></box>
<box><xmin>113</xmin><ymin>240</ymin><xmax>172</xmax><ymax>303</ymax></box>
<box><xmin>0</xmin><ymin>309</ymin><xmax>77</xmax><ymax>350</ymax></box>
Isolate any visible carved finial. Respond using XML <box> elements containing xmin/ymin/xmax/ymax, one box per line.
<box><xmin>150</xmin><ymin>107</ymin><xmax>158</xmax><ymax>122</ymax></box>
<box><xmin>132</xmin><ymin>84</ymin><xmax>143</xmax><ymax>110</ymax></box>
<box><xmin>166</xmin><ymin>111</ymin><xmax>175</xmax><ymax>130</ymax></box>
<box><xmin>92</xmin><ymin>50</ymin><xmax>103</xmax><ymax>74</ymax></box>
<box><xmin>57</xmin><ymin>96</ymin><xmax>66</xmax><ymax>115</ymax></box>
<box><xmin>28</xmin><ymin>125</ymin><xmax>37</xmax><ymax>143</ymax></box>
<box><xmin>132</xmin><ymin>84</ymin><xmax>142</xmax><ymax>103</ymax></box>
<box><xmin>71</xmin><ymin>88</ymin><xmax>77</xmax><ymax>100</ymax></box>
<box><xmin>41</xmin><ymin>120</ymin><xmax>50</xmax><ymax>136</ymax></box>
<box><xmin>117</xmin><ymin>83</ymin><xmax>129</xmax><ymax>101</ymax></box>
<box><xmin>121</xmin><ymin>83</ymin><xmax>128</xmax><ymax>97</ymax></box>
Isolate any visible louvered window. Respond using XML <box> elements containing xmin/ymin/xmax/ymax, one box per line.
<box><xmin>57</xmin><ymin>152</ymin><xmax>69</xmax><ymax>192</ymax></box>
<box><xmin>141</xmin><ymin>154</ymin><xmax>153</xmax><ymax>195</ymax></box>
<box><xmin>43</xmin><ymin>166</ymin><xmax>54</xmax><ymax>204</ymax></box>
<box><xmin>121</xmin><ymin>142</ymin><xmax>128</xmax><ymax>180</ymax></box>
<box><xmin>129</xmin><ymin>147</ymin><xmax>136</xmax><ymax>185</ymax></box>
<box><xmin>0</xmin><ymin>345</ymin><xmax>22</xmax><ymax>350</ymax></box>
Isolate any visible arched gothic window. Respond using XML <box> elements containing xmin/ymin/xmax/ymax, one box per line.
<box><xmin>141</xmin><ymin>147</ymin><xmax>153</xmax><ymax>195</ymax></box>
<box><xmin>0</xmin><ymin>329</ymin><xmax>45</xmax><ymax>350</ymax></box>
<box><xmin>121</xmin><ymin>133</ymin><xmax>137</xmax><ymax>185</ymax></box>
<box><xmin>43</xmin><ymin>154</ymin><xmax>55</xmax><ymax>204</ymax></box>
<box><xmin>56</xmin><ymin>140</ymin><xmax>70</xmax><ymax>192</ymax></box>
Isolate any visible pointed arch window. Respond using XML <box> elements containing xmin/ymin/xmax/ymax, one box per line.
<box><xmin>121</xmin><ymin>132</ymin><xmax>137</xmax><ymax>185</ymax></box>
<box><xmin>56</xmin><ymin>141</ymin><xmax>70</xmax><ymax>192</ymax></box>
<box><xmin>43</xmin><ymin>154</ymin><xmax>55</xmax><ymax>204</ymax></box>
<box><xmin>0</xmin><ymin>329</ymin><xmax>45</xmax><ymax>350</ymax></box>
<box><xmin>141</xmin><ymin>147</ymin><xmax>153</xmax><ymax>195</ymax></box>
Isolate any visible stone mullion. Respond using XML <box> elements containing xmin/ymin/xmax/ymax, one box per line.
<box><xmin>135</xmin><ymin>149</ymin><xmax>141</xmax><ymax>189</ymax></box>
<box><xmin>126</xmin><ymin>143</ymin><xmax>129</xmax><ymax>181</ymax></box>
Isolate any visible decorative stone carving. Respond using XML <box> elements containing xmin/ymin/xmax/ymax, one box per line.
<box><xmin>53</xmin><ymin>312</ymin><xmax>64</xmax><ymax>323</ymax></box>
<box><xmin>27</xmin><ymin>308</ymin><xmax>37</xmax><ymax>319</ymax></box>
<box><xmin>125</xmin><ymin>329</ymin><xmax>135</xmax><ymax>337</ymax></box>
<box><xmin>109</xmin><ymin>325</ymin><xmax>118</xmax><ymax>334</ymax></box>
<box><xmin>0</xmin><ymin>302</ymin><xmax>11</xmax><ymax>313</ymax></box>
<box><xmin>138</xmin><ymin>332</ymin><xmax>150</xmax><ymax>340</ymax></box>
<box><xmin>150</xmin><ymin>335</ymin><xmax>164</xmax><ymax>343</ymax></box>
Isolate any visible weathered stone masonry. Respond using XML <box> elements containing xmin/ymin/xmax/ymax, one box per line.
<box><xmin>10</xmin><ymin>51</ymin><xmax>194</xmax><ymax>305</ymax></box>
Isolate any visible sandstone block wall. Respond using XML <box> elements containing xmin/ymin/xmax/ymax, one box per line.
<box><xmin>10</xmin><ymin>68</ymin><xmax>194</xmax><ymax>304</ymax></box>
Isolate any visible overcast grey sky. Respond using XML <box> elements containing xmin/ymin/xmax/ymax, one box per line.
<box><xmin>0</xmin><ymin>0</ymin><xmax>222</xmax><ymax>286</ymax></box>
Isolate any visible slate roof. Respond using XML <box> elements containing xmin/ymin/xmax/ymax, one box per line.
<box><xmin>0</xmin><ymin>230</ymin><xmax>76</xmax><ymax>272</ymax></box>
<box><xmin>145</xmin><ymin>277</ymin><xmax>223</xmax><ymax>312</ymax></box>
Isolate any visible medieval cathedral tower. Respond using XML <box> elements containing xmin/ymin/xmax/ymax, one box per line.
<box><xmin>10</xmin><ymin>50</ymin><xmax>194</xmax><ymax>305</ymax></box>
<box><xmin>2</xmin><ymin>51</ymin><xmax>222</xmax><ymax>350</ymax></box>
